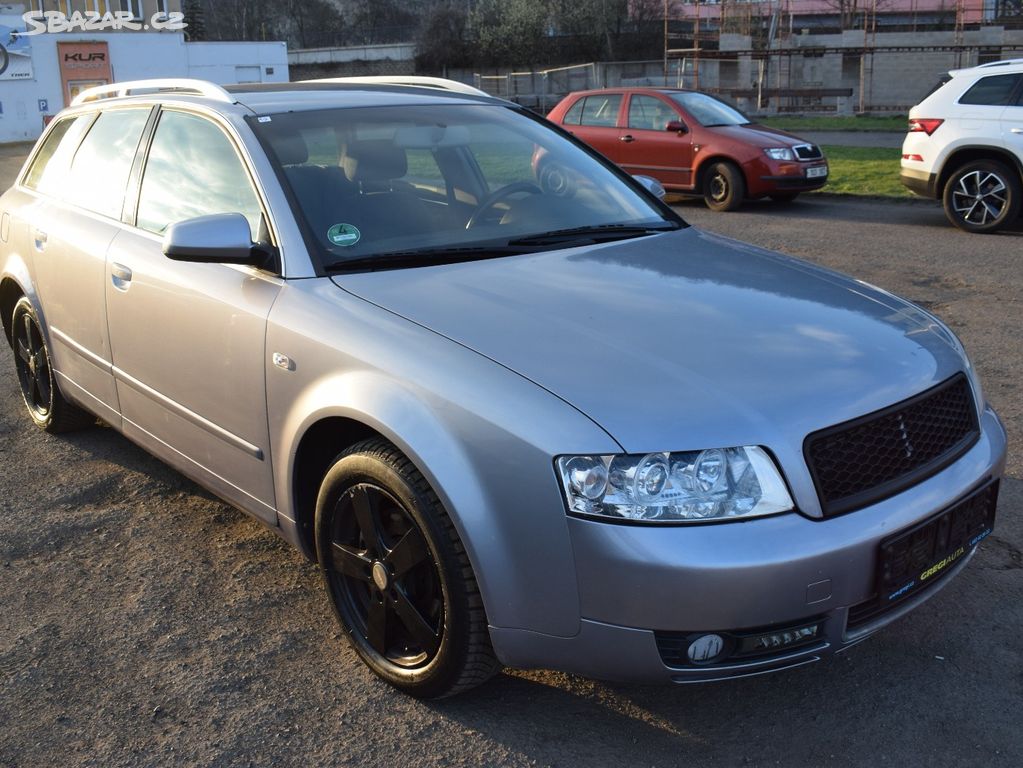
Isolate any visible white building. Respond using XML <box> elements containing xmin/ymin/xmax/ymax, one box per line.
<box><xmin>0</xmin><ymin>3</ymin><xmax>288</xmax><ymax>143</ymax></box>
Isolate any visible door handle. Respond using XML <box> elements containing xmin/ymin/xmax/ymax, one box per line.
<box><xmin>33</xmin><ymin>229</ymin><xmax>47</xmax><ymax>251</ymax></box>
<box><xmin>619</xmin><ymin>134</ymin><xmax>635</xmax><ymax>143</ymax></box>
<box><xmin>111</xmin><ymin>263</ymin><xmax>133</xmax><ymax>291</ymax></box>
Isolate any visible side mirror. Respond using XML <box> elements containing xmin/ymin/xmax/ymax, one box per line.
<box><xmin>665</xmin><ymin>120</ymin><xmax>688</xmax><ymax>134</ymax></box>
<box><xmin>162</xmin><ymin>213</ymin><xmax>260</xmax><ymax>265</ymax></box>
<box><xmin>633</xmin><ymin>174</ymin><xmax>666</xmax><ymax>200</ymax></box>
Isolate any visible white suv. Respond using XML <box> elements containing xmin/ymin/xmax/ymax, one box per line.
<box><xmin>901</xmin><ymin>59</ymin><xmax>1023</xmax><ymax>233</ymax></box>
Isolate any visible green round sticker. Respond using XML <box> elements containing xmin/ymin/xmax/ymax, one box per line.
<box><xmin>327</xmin><ymin>223</ymin><xmax>361</xmax><ymax>247</ymax></box>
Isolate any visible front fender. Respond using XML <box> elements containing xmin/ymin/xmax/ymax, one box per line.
<box><xmin>266</xmin><ymin>279</ymin><xmax>622</xmax><ymax>638</ymax></box>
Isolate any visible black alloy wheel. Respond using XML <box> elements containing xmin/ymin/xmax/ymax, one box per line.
<box><xmin>10</xmin><ymin>297</ymin><xmax>94</xmax><ymax>433</ymax></box>
<box><xmin>315</xmin><ymin>439</ymin><xmax>499</xmax><ymax>697</ymax></box>
<box><xmin>330</xmin><ymin>482</ymin><xmax>443</xmax><ymax>668</ymax></box>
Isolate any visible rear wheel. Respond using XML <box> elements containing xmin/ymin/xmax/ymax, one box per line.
<box><xmin>942</xmin><ymin>160</ymin><xmax>1021</xmax><ymax>234</ymax></box>
<box><xmin>703</xmin><ymin>162</ymin><xmax>746</xmax><ymax>212</ymax></box>
<box><xmin>11</xmin><ymin>298</ymin><xmax>94</xmax><ymax>433</ymax></box>
<box><xmin>315</xmin><ymin>438</ymin><xmax>499</xmax><ymax>698</ymax></box>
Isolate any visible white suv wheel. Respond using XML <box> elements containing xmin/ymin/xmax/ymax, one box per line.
<box><xmin>942</xmin><ymin>161</ymin><xmax>1021</xmax><ymax>234</ymax></box>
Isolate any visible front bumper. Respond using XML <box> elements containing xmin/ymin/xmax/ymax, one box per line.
<box><xmin>490</xmin><ymin>406</ymin><xmax>1007</xmax><ymax>684</ymax></box>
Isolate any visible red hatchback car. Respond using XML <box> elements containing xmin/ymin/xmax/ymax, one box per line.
<box><xmin>547</xmin><ymin>88</ymin><xmax>829</xmax><ymax>211</ymax></box>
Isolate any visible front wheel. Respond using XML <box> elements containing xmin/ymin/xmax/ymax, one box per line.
<box><xmin>315</xmin><ymin>438</ymin><xmax>499</xmax><ymax>698</ymax></box>
<box><xmin>942</xmin><ymin>160</ymin><xmax>1021</xmax><ymax>234</ymax></box>
<box><xmin>703</xmin><ymin>162</ymin><xmax>746</xmax><ymax>212</ymax></box>
<box><xmin>11</xmin><ymin>297</ymin><xmax>94</xmax><ymax>433</ymax></box>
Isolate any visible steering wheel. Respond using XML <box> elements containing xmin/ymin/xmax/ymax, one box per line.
<box><xmin>465</xmin><ymin>182</ymin><xmax>542</xmax><ymax>229</ymax></box>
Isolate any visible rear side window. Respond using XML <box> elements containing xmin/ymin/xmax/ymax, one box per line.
<box><xmin>136</xmin><ymin>110</ymin><xmax>263</xmax><ymax>239</ymax></box>
<box><xmin>23</xmin><ymin>115</ymin><xmax>92</xmax><ymax>195</ymax></box>
<box><xmin>65</xmin><ymin>109</ymin><xmax>150</xmax><ymax>219</ymax></box>
<box><xmin>561</xmin><ymin>97</ymin><xmax>584</xmax><ymax>125</ymax></box>
<box><xmin>959</xmin><ymin>74</ymin><xmax>1023</xmax><ymax>106</ymax></box>
<box><xmin>579</xmin><ymin>94</ymin><xmax>622</xmax><ymax>127</ymax></box>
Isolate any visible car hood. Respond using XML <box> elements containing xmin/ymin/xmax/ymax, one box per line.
<box><xmin>332</xmin><ymin>228</ymin><xmax>966</xmax><ymax>458</ymax></box>
<box><xmin>707</xmin><ymin>123</ymin><xmax>813</xmax><ymax>148</ymax></box>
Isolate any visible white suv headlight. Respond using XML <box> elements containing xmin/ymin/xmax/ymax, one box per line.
<box><xmin>557</xmin><ymin>447</ymin><xmax>793</xmax><ymax>523</ymax></box>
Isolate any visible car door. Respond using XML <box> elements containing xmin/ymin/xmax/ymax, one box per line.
<box><xmin>1002</xmin><ymin>79</ymin><xmax>1023</xmax><ymax>158</ymax></box>
<box><xmin>20</xmin><ymin>107</ymin><xmax>152</xmax><ymax>424</ymax></box>
<box><xmin>105</xmin><ymin>107</ymin><xmax>281</xmax><ymax>523</ymax></box>
<box><xmin>618</xmin><ymin>93</ymin><xmax>694</xmax><ymax>188</ymax></box>
<box><xmin>956</xmin><ymin>73</ymin><xmax>1020</xmax><ymax>140</ymax></box>
<box><xmin>567</xmin><ymin>93</ymin><xmax>625</xmax><ymax>163</ymax></box>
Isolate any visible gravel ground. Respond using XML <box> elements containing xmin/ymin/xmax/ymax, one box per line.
<box><xmin>0</xmin><ymin>165</ymin><xmax>1020</xmax><ymax>767</ymax></box>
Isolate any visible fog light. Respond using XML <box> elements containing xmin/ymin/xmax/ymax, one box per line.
<box><xmin>687</xmin><ymin>634</ymin><xmax>725</xmax><ymax>664</ymax></box>
<box><xmin>740</xmin><ymin>623</ymin><xmax>820</xmax><ymax>655</ymax></box>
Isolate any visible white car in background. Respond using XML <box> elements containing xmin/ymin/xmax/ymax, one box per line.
<box><xmin>900</xmin><ymin>59</ymin><xmax>1023</xmax><ymax>233</ymax></box>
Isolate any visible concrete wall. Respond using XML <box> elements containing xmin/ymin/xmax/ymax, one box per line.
<box><xmin>0</xmin><ymin>33</ymin><xmax>288</xmax><ymax>143</ymax></box>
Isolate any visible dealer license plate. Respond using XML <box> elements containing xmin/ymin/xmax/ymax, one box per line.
<box><xmin>877</xmin><ymin>481</ymin><xmax>998</xmax><ymax>607</ymax></box>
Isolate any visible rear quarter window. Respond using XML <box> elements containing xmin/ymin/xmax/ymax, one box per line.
<box><xmin>22</xmin><ymin>115</ymin><xmax>92</xmax><ymax>195</ymax></box>
<box><xmin>958</xmin><ymin>74</ymin><xmax>1023</xmax><ymax>106</ymax></box>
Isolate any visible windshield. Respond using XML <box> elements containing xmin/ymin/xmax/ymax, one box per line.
<box><xmin>669</xmin><ymin>92</ymin><xmax>749</xmax><ymax>127</ymax></box>
<box><xmin>253</xmin><ymin>104</ymin><xmax>676</xmax><ymax>270</ymax></box>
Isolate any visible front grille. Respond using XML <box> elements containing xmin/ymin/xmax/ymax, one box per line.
<box><xmin>794</xmin><ymin>144</ymin><xmax>823</xmax><ymax>160</ymax></box>
<box><xmin>805</xmin><ymin>374</ymin><xmax>979</xmax><ymax>517</ymax></box>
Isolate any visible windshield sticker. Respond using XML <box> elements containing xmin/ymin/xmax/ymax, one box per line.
<box><xmin>327</xmin><ymin>223</ymin><xmax>361</xmax><ymax>247</ymax></box>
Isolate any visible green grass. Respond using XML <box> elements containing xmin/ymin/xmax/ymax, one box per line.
<box><xmin>815</xmin><ymin>144</ymin><xmax>912</xmax><ymax>197</ymax></box>
<box><xmin>762</xmin><ymin>115</ymin><xmax>907</xmax><ymax>132</ymax></box>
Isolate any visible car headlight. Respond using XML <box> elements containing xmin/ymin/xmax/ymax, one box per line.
<box><xmin>556</xmin><ymin>447</ymin><xmax>793</xmax><ymax>523</ymax></box>
<box><xmin>763</xmin><ymin>147</ymin><xmax>796</xmax><ymax>161</ymax></box>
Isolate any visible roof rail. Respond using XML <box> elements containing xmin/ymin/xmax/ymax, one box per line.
<box><xmin>71</xmin><ymin>78</ymin><xmax>236</xmax><ymax>106</ymax></box>
<box><xmin>302</xmin><ymin>76</ymin><xmax>489</xmax><ymax>98</ymax></box>
<box><xmin>975</xmin><ymin>58</ymin><xmax>1023</xmax><ymax>69</ymax></box>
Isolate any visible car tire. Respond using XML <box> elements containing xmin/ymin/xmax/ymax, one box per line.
<box><xmin>11</xmin><ymin>297</ymin><xmax>95</xmax><ymax>433</ymax></box>
<box><xmin>703</xmin><ymin>162</ymin><xmax>746</xmax><ymax>212</ymax></box>
<box><xmin>942</xmin><ymin>160</ymin><xmax>1021</xmax><ymax>234</ymax></box>
<box><xmin>314</xmin><ymin>437</ymin><xmax>500</xmax><ymax>698</ymax></box>
<box><xmin>770</xmin><ymin>192</ymin><xmax>800</xmax><ymax>203</ymax></box>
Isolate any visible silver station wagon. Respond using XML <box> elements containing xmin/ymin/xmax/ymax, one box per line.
<box><xmin>0</xmin><ymin>77</ymin><xmax>1007</xmax><ymax>697</ymax></box>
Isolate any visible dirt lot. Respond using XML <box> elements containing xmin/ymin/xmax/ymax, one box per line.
<box><xmin>1</xmin><ymin>168</ymin><xmax>1020</xmax><ymax>766</ymax></box>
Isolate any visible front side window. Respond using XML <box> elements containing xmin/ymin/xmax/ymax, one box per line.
<box><xmin>628</xmin><ymin>95</ymin><xmax>679</xmax><ymax>131</ymax></box>
<box><xmin>136</xmin><ymin>110</ymin><xmax>264</xmax><ymax>240</ymax></box>
<box><xmin>65</xmin><ymin>108</ymin><xmax>150</xmax><ymax>219</ymax></box>
<box><xmin>579</xmin><ymin>94</ymin><xmax>622</xmax><ymax>128</ymax></box>
<box><xmin>959</xmin><ymin>74</ymin><xmax>1023</xmax><ymax>106</ymax></box>
<box><xmin>255</xmin><ymin>104</ymin><xmax>677</xmax><ymax>271</ymax></box>
<box><xmin>670</xmin><ymin>92</ymin><xmax>749</xmax><ymax>127</ymax></box>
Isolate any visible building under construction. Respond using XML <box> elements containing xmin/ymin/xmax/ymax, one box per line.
<box><xmin>665</xmin><ymin>0</ymin><xmax>1023</xmax><ymax>112</ymax></box>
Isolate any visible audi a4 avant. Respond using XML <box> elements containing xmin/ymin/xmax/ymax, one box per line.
<box><xmin>0</xmin><ymin>77</ymin><xmax>1006</xmax><ymax>698</ymax></box>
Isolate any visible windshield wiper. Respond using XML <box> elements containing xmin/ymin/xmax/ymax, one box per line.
<box><xmin>325</xmin><ymin>245</ymin><xmax>534</xmax><ymax>273</ymax></box>
<box><xmin>508</xmin><ymin>222</ymin><xmax>679</xmax><ymax>247</ymax></box>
